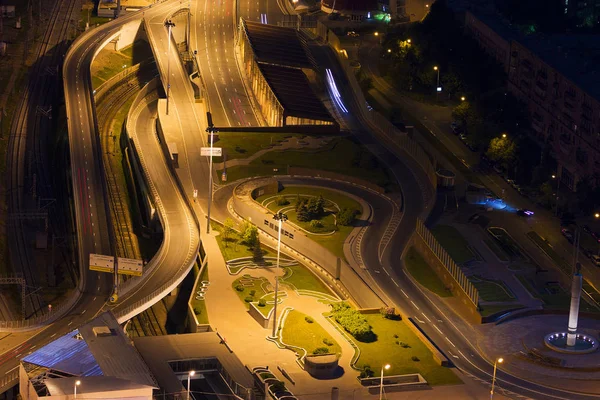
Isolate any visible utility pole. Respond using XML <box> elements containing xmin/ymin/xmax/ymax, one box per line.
<box><xmin>205</xmin><ymin>112</ymin><xmax>218</xmax><ymax>234</ymax></box>
<box><xmin>165</xmin><ymin>20</ymin><xmax>175</xmax><ymax>115</ymax></box>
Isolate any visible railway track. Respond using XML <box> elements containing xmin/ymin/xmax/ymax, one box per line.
<box><xmin>7</xmin><ymin>0</ymin><xmax>80</xmax><ymax>318</ymax></box>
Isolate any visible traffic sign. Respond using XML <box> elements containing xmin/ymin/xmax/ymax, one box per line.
<box><xmin>89</xmin><ymin>253</ymin><xmax>115</xmax><ymax>273</ymax></box>
<box><xmin>117</xmin><ymin>257</ymin><xmax>143</xmax><ymax>276</ymax></box>
<box><xmin>193</xmin><ymin>189</ymin><xmax>198</xmax><ymax>198</ymax></box>
<box><xmin>201</xmin><ymin>147</ymin><xmax>222</xmax><ymax>157</ymax></box>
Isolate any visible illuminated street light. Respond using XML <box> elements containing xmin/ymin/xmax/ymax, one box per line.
<box><xmin>490</xmin><ymin>357</ymin><xmax>503</xmax><ymax>399</ymax></box>
<box><xmin>74</xmin><ymin>380</ymin><xmax>81</xmax><ymax>398</ymax></box>
<box><xmin>205</xmin><ymin>112</ymin><xmax>218</xmax><ymax>234</ymax></box>
<box><xmin>379</xmin><ymin>364</ymin><xmax>390</xmax><ymax>400</ymax></box>
<box><xmin>187</xmin><ymin>371</ymin><xmax>195</xmax><ymax>400</ymax></box>
<box><xmin>374</xmin><ymin>31</ymin><xmax>379</xmax><ymax>36</ymax></box>
<box><xmin>502</xmin><ymin>133</ymin><xmax>507</xmax><ymax>138</ymax></box>
<box><xmin>552</xmin><ymin>173</ymin><xmax>561</xmax><ymax>216</ymax></box>
<box><xmin>387</xmin><ymin>49</ymin><xmax>392</xmax><ymax>53</ymax></box>
<box><xmin>165</xmin><ymin>20</ymin><xmax>176</xmax><ymax>115</ymax></box>
<box><xmin>461</xmin><ymin>96</ymin><xmax>466</xmax><ymax>101</ymax></box>
<box><xmin>595</xmin><ymin>213</ymin><xmax>599</xmax><ymax>219</ymax></box>
<box><xmin>270</xmin><ymin>212</ymin><xmax>288</xmax><ymax>339</ymax></box>
<box><xmin>407</xmin><ymin>38</ymin><xmax>411</xmax><ymax>43</ymax></box>
<box><xmin>433</xmin><ymin>66</ymin><xmax>440</xmax><ymax>98</ymax></box>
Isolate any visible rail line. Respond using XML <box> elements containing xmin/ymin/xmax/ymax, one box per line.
<box><xmin>7</xmin><ymin>0</ymin><xmax>79</xmax><ymax>318</ymax></box>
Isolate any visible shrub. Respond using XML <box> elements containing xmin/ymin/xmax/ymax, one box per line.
<box><xmin>359</xmin><ymin>365</ymin><xmax>374</xmax><ymax>378</ymax></box>
<box><xmin>258</xmin><ymin>299</ymin><xmax>266</xmax><ymax>307</ymax></box>
<box><xmin>310</xmin><ymin>220</ymin><xmax>323</xmax><ymax>228</ymax></box>
<box><xmin>194</xmin><ymin>307</ymin><xmax>202</xmax><ymax>315</ymax></box>
<box><xmin>323</xmin><ymin>338</ymin><xmax>333</xmax><ymax>346</ymax></box>
<box><xmin>269</xmin><ymin>381</ymin><xmax>286</xmax><ymax>393</ymax></box>
<box><xmin>393</xmin><ymin>334</ymin><xmax>399</xmax><ymax>339</ymax></box>
<box><xmin>244</xmin><ymin>296</ymin><xmax>253</xmax><ymax>302</ymax></box>
<box><xmin>249</xmin><ymin>290</ymin><xmax>256</xmax><ymax>297</ymax></box>
<box><xmin>330</xmin><ymin>302</ymin><xmax>375</xmax><ymax>342</ymax></box>
<box><xmin>305</xmin><ymin>316</ymin><xmax>314</xmax><ymax>323</ymax></box>
<box><xmin>337</xmin><ymin>208</ymin><xmax>359</xmax><ymax>226</ymax></box>
<box><xmin>275</xmin><ymin>196</ymin><xmax>290</xmax><ymax>206</ymax></box>
<box><xmin>411</xmin><ymin>356</ymin><xmax>420</xmax><ymax>362</ymax></box>
<box><xmin>380</xmin><ymin>307</ymin><xmax>400</xmax><ymax>320</ymax></box>
<box><xmin>313</xmin><ymin>347</ymin><xmax>330</xmax><ymax>355</ymax></box>
<box><xmin>395</xmin><ymin>340</ymin><xmax>399</xmax><ymax>345</ymax></box>
<box><xmin>235</xmin><ymin>284</ymin><xmax>244</xmax><ymax>292</ymax></box>
<box><xmin>399</xmin><ymin>341</ymin><xmax>410</xmax><ymax>348</ymax></box>
<box><xmin>240</xmin><ymin>221</ymin><xmax>259</xmax><ymax>247</ymax></box>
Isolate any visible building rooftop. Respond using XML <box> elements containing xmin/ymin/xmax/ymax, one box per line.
<box><xmin>22</xmin><ymin>312</ymin><xmax>157</xmax><ymax>388</ymax></box>
<box><xmin>134</xmin><ymin>332</ymin><xmax>254</xmax><ymax>396</ymax></box>
<box><xmin>242</xmin><ymin>20</ymin><xmax>314</xmax><ymax>69</ymax></box>
<box><xmin>258</xmin><ymin>63</ymin><xmax>334</xmax><ymax>122</ymax></box>
<box><xmin>44</xmin><ymin>376</ymin><xmax>153</xmax><ymax>396</ymax></box>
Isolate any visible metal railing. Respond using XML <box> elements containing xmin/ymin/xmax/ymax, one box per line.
<box><xmin>415</xmin><ymin>219</ymin><xmax>479</xmax><ymax>306</ymax></box>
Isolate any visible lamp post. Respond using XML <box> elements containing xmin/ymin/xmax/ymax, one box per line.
<box><xmin>379</xmin><ymin>364</ymin><xmax>390</xmax><ymax>400</ymax></box>
<box><xmin>490</xmin><ymin>357</ymin><xmax>503</xmax><ymax>399</ymax></box>
<box><xmin>433</xmin><ymin>66</ymin><xmax>440</xmax><ymax>100</ymax></box>
<box><xmin>74</xmin><ymin>380</ymin><xmax>81</xmax><ymax>398</ymax></box>
<box><xmin>595</xmin><ymin>213</ymin><xmax>600</xmax><ymax>255</ymax></box>
<box><xmin>552</xmin><ymin>173</ymin><xmax>561</xmax><ymax>216</ymax></box>
<box><xmin>205</xmin><ymin>112</ymin><xmax>218</xmax><ymax>234</ymax></box>
<box><xmin>187</xmin><ymin>370</ymin><xmax>195</xmax><ymax>400</ymax></box>
<box><xmin>270</xmin><ymin>212</ymin><xmax>288</xmax><ymax>339</ymax></box>
<box><xmin>165</xmin><ymin>20</ymin><xmax>175</xmax><ymax>115</ymax></box>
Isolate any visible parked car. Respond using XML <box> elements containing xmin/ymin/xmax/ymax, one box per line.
<box><xmin>346</xmin><ymin>31</ymin><xmax>359</xmax><ymax>37</ymax></box>
<box><xmin>591</xmin><ymin>255</ymin><xmax>600</xmax><ymax>267</ymax></box>
<box><xmin>506</xmin><ymin>179</ymin><xmax>516</xmax><ymax>186</ymax></box>
<box><xmin>561</xmin><ymin>228</ymin><xmax>574</xmax><ymax>242</ymax></box>
<box><xmin>517</xmin><ymin>209</ymin><xmax>534</xmax><ymax>217</ymax></box>
<box><xmin>459</xmin><ymin>133</ymin><xmax>468</xmax><ymax>142</ymax></box>
<box><xmin>451</xmin><ymin>122</ymin><xmax>463</xmax><ymax>134</ymax></box>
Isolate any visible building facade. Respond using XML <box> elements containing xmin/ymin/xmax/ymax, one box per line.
<box><xmin>465</xmin><ymin>11</ymin><xmax>600</xmax><ymax>189</ymax></box>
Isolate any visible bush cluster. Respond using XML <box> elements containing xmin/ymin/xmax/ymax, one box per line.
<box><xmin>258</xmin><ymin>299</ymin><xmax>266</xmax><ymax>307</ymax></box>
<box><xmin>337</xmin><ymin>208</ymin><xmax>359</xmax><ymax>226</ymax></box>
<box><xmin>313</xmin><ymin>347</ymin><xmax>330</xmax><ymax>355</ymax></box>
<box><xmin>235</xmin><ymin>284</ymin><xmax>245</xmax><ymax>292</ymax></box>
<box><xmin>322</xmin><ymin>338</ymin><xmax>334</xmax><ymax>346</ymax></box>
<box><xmin>330</xmin><ymin>302</ymin><xmax>374</xmax><ymax>342</ymax></box>
<box><xmin>275</xmin><ymin>196</ymin><xmax>290</xmax><ymax>206</ymax></box>
<box><xmin>304</xmin><ymin>316</ymin><xmax>314</xmax><ymax>323</ymax></box>
<box><xmin>296</xmin><ymin>196</ymin><xmax>325</xmax><ymax>222</ymax></box>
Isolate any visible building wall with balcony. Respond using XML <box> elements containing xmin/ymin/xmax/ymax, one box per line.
<box><xmin>464</xmin><ymin>11</ymin><xmax>511</xmax><ymax>73</ymax></box>
<box><xmin>507</xmin><ymin>40</ymin><xmax>600</xmax><ymax>190</ymax></box>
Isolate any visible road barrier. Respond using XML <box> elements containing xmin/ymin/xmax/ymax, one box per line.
<box><xmin>415</xmin><ymin>218</ymin><xmax>479</xmax><ymax>307</ymax></box>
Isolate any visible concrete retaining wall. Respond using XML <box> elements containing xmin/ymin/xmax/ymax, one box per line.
<box><xmin>409</xmin><ymin>233</ymin><xmax>482</xmax><ymax>325</ymax></box>
<box><xmin>248</xmin><ymin>302</ymin><xmax>273</xmax><ymax>329</ymax></box>
<box><xmin>288</xmin><ymin>167</ymin><xmax>385</xmax><ymax>194</ymax></box>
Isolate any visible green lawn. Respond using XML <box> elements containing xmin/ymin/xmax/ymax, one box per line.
<box><xmin>212</xmin><ymin>132</ymin><xmax>303</xmax><ymax>162</ymax></box>
<box><xmin>219</xmin><ymin>137</ymin><xmax>396</xmax><ymax>191</ymax></box>
<box><xmin>232</xmin><ymin>275</ymin><xmax>270</xmax><ymax>309</ymax></box>
<box><xmin>281</xmin><ymin>310</ymin><xmax>341</xmax><ymax>356</ymax></box>
<box><xmin>353</xmin><ymin>314</ymin><xmax>461</xmax><ymax>385</ymax></box>
<box><xmin>488</xmin><ymin>227</ymin><xmax>526</xmax><ymax>261</ymax></box>
<box><xmin>404</xmin><ymin>247</ymin><xmax>452</xmax><ymax>297</ymax></box>
<box><xmin>281</xmin><ymin>264</ymin><xmax>332</xmax><ymax>295</ymax></box>
<box><xmin>430</xmin><ymin>225</ymin><xmax>474</xmax><ymax>264</ymax></box>
<box><xmin>190</xmin><ymin>263</ymin><xmax>209</xmax><ymax>324</ymax></box>
<box><xmin>256</xmin><ymin>187</ymin><xmax>363</xmax><ymax>260</ymax></box>
<box><xmin>212</xmin><ymin>221</ymin><xmax>272</xmax><ymax>261</ymax></box>
<box><xmin>469</xmin><ymin>275</ymin><xmax>515</xmax><ymax>302</ymax></box>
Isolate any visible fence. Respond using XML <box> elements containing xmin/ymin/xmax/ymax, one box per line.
<box><xmin>315</xmin><ymin>22</ymin><xmax>437</xmax><ymax>214</ymax></box>
<box><xmin>415</xmin><ymin>219</ymin><xmax>479</xmax><ymax>306</ymax></box>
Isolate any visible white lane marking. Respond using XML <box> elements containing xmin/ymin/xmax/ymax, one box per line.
<box><xmin>383</xmin><ymin>268</ymin><xmax>390</xmax><ymax>276</ymax></box>
<box><xmin>68</xmin><ymin>321</ymin><xmax>73</xmax><ymax>326</ymax></box>
<box><xmin>448</xmin><ymin>350</ymin><xmax>459</xmax><ymax>359</ymax></box>
<box><xmin>410</xmin><ymin>301</ymin><xmax>420</xmax><ymax>310</ymax></box>
<box><xmin>445</xmin><ymin>337</ymin><xmax>457</xmax><ymax>348</ymax></box>
<box><xmin>50</xmin><ymin>333</ymin><xmax>56</xmax><ymax>338</ymax></box>
<box><xmin>433</xmin><ymin>325</ymin><xmax>443</xmax><ymax>335</ymax></box>
<box><xmin>400</xmin><ymin>289</ymin><xmax>409</xmax><ymax>298</ymax></box>
<box><xmin>422</xmin><ymin>313</ymin><xmax>432</xmax><ymax>322</ymax></box>
<box><xmin>391</xmin><ymin>278</ymin><xmax>399</xmax><ymax>287</ymax></box>
<box><xmin>458</xmin><ymin>350</ymin><xmax>467</xmax><ymax>359</ymax></box>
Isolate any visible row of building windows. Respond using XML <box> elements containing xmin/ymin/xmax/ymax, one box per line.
<box><xmin>264</xmin><ymin>219</ymin><xmax>294</xmax><ymax>239</ymax></box>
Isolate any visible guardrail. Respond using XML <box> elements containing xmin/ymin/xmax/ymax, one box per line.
<box><xmin>415</xmin><ymin>218</ymin><xmax>479</xmax><ymax>306</ymax></box>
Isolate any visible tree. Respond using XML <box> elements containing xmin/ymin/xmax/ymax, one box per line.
<box><xmin>253</xmin><ymin>236</ymin><xmax>263</xmax><ymax>262</ymax></box>
<box><xmin>241</xmin><ymin>221</ymin><xmax>258</xmax><ymax>248</ymax></box>
<box><xmin>222</xmin><ymin>218</ymin><xmax>235</xmax><ymax>247</ymax></box>
<box><xmin>486</xmin><ymin>136</ymin><xmax>516</xmax><ymax>168</ymax></box>
<box><xmin>306</xmin><ymin>196</ymin><xmax>325</xmax><ymax>217</ymax></box>
<box><xmin>337</xmin><ymin>208</ymin><xmax>358</xmax><ymax>226</ymax></box>
<box><xmin>452</xmin><ymin>101</ymin><xmax>475</xmax><ymax>125</ymax></box>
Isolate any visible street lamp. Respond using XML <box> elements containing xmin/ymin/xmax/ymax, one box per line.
<box><xmin>205</xmin><ymin>112</ymin><xmax>218</xmax><ymax>234</ymax></box>
<box><xmin>270</xmin><ymin>212</ymin><xmax>288</xmax><ymax>339</ymax></box>
<box><xmin>461</xmin><ymin>96</ymin><xmax>466</xmax><ymax>101</ymax></box>
<box><xmin>379</xmin><ymin>364</ymin><xmax>390</xmax><ymax>400</ymax></box>
<box><xmin>74</xmin><ymin>380</ymin><xmax>81</xmax><ymax>398</ymax></box>
<box><xmin>552</xmin><ymin>173</ymin><xmax>561</xmax><ymax>216</ymax></box>
<box><xmin>490</xmin><ymin>357</ymin><xmax>503</xmax><ymax>399</ymax></box>
<box><xmin>165</xmin><ymin>20</ymin><xmax>176</xmax><ymax>115</ymax></box>
<box><xmin>502</xmin><ymin>133</ymin><xmax>507</xmax><ymax>139</ymax></box>
<box><xmin>187</xmin><ymin>370</ymin><xmax>195</xmax><ymax>400</ymax></box>
<box><xmin>387</xmin><ymin>48</ymin><xmax>392</xmax><ymax>53</ymax></box>
<box><xmin>433</xmin><ymin>66</ymin><xmax>440</xmax><ymax>99</ymax></box>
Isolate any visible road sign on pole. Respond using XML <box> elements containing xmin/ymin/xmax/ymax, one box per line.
<box><xmin>193</xmin><ymin>189</ymin><xmax>198</xmax><ymax>198</ymax></box>
<box><xmin>201</xmin><ymin>147</ymin><xmax>222</xmax><ymax>157</ymax></box>
<box><xmin>89</xmin><ymin>254</ymin><xmax>115</xmax><ymax>273</ymax></box>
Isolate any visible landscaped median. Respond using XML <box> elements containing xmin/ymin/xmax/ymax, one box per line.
<box><xmin>278</xmin><ymin>309</ymin><xmax>341</xmax><ymax>359</ymax></box>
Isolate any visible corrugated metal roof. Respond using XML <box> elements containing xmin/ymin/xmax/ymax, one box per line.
<box><xmin>242</xmin><ymin>20</ymin><xmax>315</xmax><ymax>69</ymax></box>
<box><xmin>22</xmin><ymin>330</ymin><xmax>103</xmax><ymax>377</ymax></box>
<box><xmin>258</xmin><ymin>64</ymin><xmax>334</xmax><ymax>122</ymax></box>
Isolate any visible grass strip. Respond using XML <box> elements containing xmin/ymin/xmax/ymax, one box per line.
<box><xmin>190</xmin><ymin>262</ymin><xmax>209</xmax><ymax>324</ymax></box>
<box><xmin>404</xmin><ymin>247</ymin><xmax>452</xmax><ymax>297</ymax></box>
<box><xmin>469</xmin><ymin>275</ymin><xmax>515</xmax><ymax>302</ymax></box>
<box><xmin>281</xmin><ymin>310</ymin><xmax>341</xmax><ymax>356</ymax></box>
<box><xmin>353</xmin><ymin>313</ymin><xmax>461</xmax><ymax>385</ymax></box>
<box><xmin>483</xmin><ymin>238</ymin><xmax>509</xmax><ymax>262</ymax></box>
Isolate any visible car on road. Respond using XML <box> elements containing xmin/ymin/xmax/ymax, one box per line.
<box><xmin>591</xmin><ymin>255</ymin><xmax>600</xmax><ymax>267</ymax></box>
<box><xmin>459</xmin><ymin>133</ymin><xmax>468</xmax><ymax>142</ymax></box>
<box><xmin>347</xmin><ymin>31</ymin><xmax>359</xmax><ymax>37</ymax></box>
<box><xmin>516</xmin><ymin>209</ymin><xmax>534</xmax><ymax>217</ymax></box>
<box><xmin>561</xmin><ymin>228</ymin><xmax>574</xmax><ymax>242</ymax></box>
